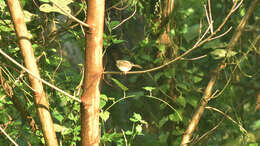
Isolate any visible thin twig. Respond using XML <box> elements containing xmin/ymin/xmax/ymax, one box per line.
<box><xmin>0</xmin><ymin>126</ymin><xmax>19</xmax><ymax>146</ymax></box>
<box><xmin>0</xmin><ymin>48</ymin><xmax>81</xmax><ymax>102</ymax></box>
<box><xmin>205</xmin><ymin>106</ymin><xmax>247</xmax><ymax>134</ymax></box>
<box><xmin>193</xmin><ymin>118</ymin><xmax>225</xmax><ymax>144</ymax></box>
<box><xmin>113</xmin><ymin>2</ymin><xmax>131</xmax><ymax>11</ymax></box>
<box><xmin>112</xmin><ymin>3</ymin><xmax>137</xmax><ymax>30</ymax></box>
<box><xmin>204</xmin><ymin>4</ymin><xmax>213</xmax><ymax>34</ymax></box>
<box><xmin>209</xmin><ymin>27</ymin><xmax>232</xmax><ymax>41</ymax></box>
<box><xmin>193</xmin><ymin>24</ymin><xmax>212</xmax><ymax>47</ymax></box>
<box><xmin>181</xmin><ymin>55</ymin><xmax>207</xmax><ymax>61</ymax></box>
<box><xmin>52</xmin><ymin>41</ymin><xmax>63</xmax><ymax>84</ymax></box>
<box><xmin>121</xmin><ymin>129</ymin><xmax>128</xmax><ymax>146</ymax></box>
<box><xmin>204</xmin><ymin>5</ymin><xmax>210</xmax><ymax>30</ymax></box>
<box><xmin>49</xmin><ymin>0</ymin><xmax>89</xmax><ymax>28</ymax></box>
<box><xmin>208</xmin><ymin>0</ymin><xmax>213</xmax><ymax>34</ymax></box>
<box><xmin>106</xmin><ymin>0</ymin><xmax>129</xmax><ymax>11</ymax></box>
<box><xmin>232</xmin><ymin>0</ymin><xmax>244</xmax><ymax>13</ymax></box>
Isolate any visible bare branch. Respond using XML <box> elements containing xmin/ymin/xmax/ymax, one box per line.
<box><xmin>181</xmin><ymin>55</ymin><xmax>207</xmax><ymax>61</ymax></box>
<box><xmin>193</xmin><ymin>118</ymin><xmax>225</xmax><ymax>144</ymax></box>
<box><xmin>121</xmin><ymin>129</ymin><xmax>128</xmax><ymax>146</ymax></box>
<box><xmin>0</xmin><ymin>126</ymin><xmax>19</xmax><ymax>146</ymax></box>
<box><xmin>208</xmin><ymin>0</ymin><xmax>213</xmax><ymax>33</ymax></box>
<box><xmin>232</xmin><ymin>0</ymin><xmax>244</xmax><ymax>12</ymax></box>
<box><xmin>204</xmin><ymin>5</ymin><xmax>211</xmax><ymax>29</ymax></box>
<box><xmin>209</xmin><ymin>26</ymin><xmax>232</xmax><ymax>41</ymax></box>
<box><xmin>205</xmin><ymin>106</ymin><xmax>247</xmax><ymax>133</ymax></box>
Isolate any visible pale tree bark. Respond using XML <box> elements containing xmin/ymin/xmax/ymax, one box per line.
<box><xmin>80</xmin><ymin>0</ymin><xmax>105</xmax><ymax>145</ymax></box>
<box><xmin>6</xmin><ymin>0</ymin><xmax>58</xmax><ymax>145</ymax></box>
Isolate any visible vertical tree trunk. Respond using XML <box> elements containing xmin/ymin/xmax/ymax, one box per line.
<box><xmin>6</xmin><ymin>0</ymin><xmax>58</xmax><ymax>145</ymax></box>
<box><xmin>81</xmin><ymin>0</ymin><xmax>105</xmax><ymax>145</ymax></box>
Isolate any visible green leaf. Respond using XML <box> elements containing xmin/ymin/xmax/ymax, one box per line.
<box><xmin>68</xmin><ymin>112</ymin><xmax>77</xmax><ymax>121</ymax></box>
<box><xmin>159</xmin><ymin>132</ymin><xmax>169</xmax><ymax>143</ymax></box>
<box><xmin>177</xmin><ymin>83</ymin><xmax>188</xmax><ymax>91</ymax></box>
<box><xmin>45</xmin><ymin>58</ymin><xmax>51</xmax><ymax>64</ymax></box>
<box><xmin>159</xmin><ymin>116</ymin><xmax>168</xmax><ymax>128</ymax></box>
<box><xmin>172</xmin><ymin>126</ymin><xmax>184</xmax><ymax>136</ymax></box>
<box><xmin>157</xmin><ymin>44</ymin><xmax>165</xmax><ymax>52</ymax></box>
<box><xmin>109</xmin><ymin>21</ymin><xmax>120</xmax><ymax>28</ymax></box>
<box><xmin>100</xmin><ymin>94</ymin><xmax>108</xmax><ymax>109</ymax></box>
<box><xmin>54</xmin><ymin>123</ymin><xmax>69</xmax><ymax>134</ymax></box>
<box><xmin>142</xmin><ymin>86</ymin><xmax>155</xmax><ymax>91</ymax></box>
<box><xmin>136</xmin><ymin>124</ymin><xmax>143</xmax><ymax>134</ymax></box>
<box><xmin>100</xmin><ymin>99</ymin><xmax>106</xmax><ymax>109</ymax></box>
<box><xmin>111</xmin><ymin>78</ymin><xmax>128</xmax><ymax>91</ymax></box>
<box><xmin>249</xmin><ymin>143</ymin><xmax>258</xmax><ymax>146</ymax></box>
<box><xmin>180</xmin><ymin>46</ymin><xmax>187</xmax><ymax>51</ymax></box>
<box><xmin>125</xmin><ymin>130</ymin><xmax>133</xmax><ymax>135</ymax></box>
<box><xmin>100</xmin><ymin>111</ymin><xmax>110</xmax><ymax>122</ymax></box>
<box><xmin>170</xmin><ymin>29</ymin><xmax>175</xmax><ymax>36</ymax></box>
<box><xmin>112</xmin><ymin>39</ymin><xmax>125</xmax><ymax>44</ymax></box>
<box><xmin>130</xmin><ymin>113</ymin><xmax>142</xmax><ymax>122</ymax></box>
<box><xmin>24</xmin><ymin>10</ymin><xmax>39</xmax><ymax>22</ymax></box>
<box><xmin>154</xmin><ymin>72</ymin><xmax>164</xmax><ymax>81</ymax></box>
<box><xmin>169</xmin><ymin>113</ymin><xmax>180</xmax><ymax>122</ymax></box>
<box><xmin>193</xmin><ymin>76</ymin><xmax>202</xmax><ymax>83</ymax></box>
<box><xmin>240</xmin><ymin>7</ymin><xmax>246</xmax><ymax>16</ymax></box>
<box><xmin>176</xmin><ymin>96</ymin><xmax>186</xmax><ymax>107</ymax></box>
<box><xmin>39</xmin><ymin>0</ymin><xmax>73</xmax><ymax>15</ymax></box>
<box><xmin>251</xmin><ymin>119</ymin><xmax>260</xmax><ymax>130</ymax></box>
<box><xmin>210</xmin><ymin>49</ymin><xmax>237</xmax><ymax>59</ymax></box>
<box><xmin>52</xmin><ymin>109</ymin><xmax>64</xmax><ymax>123</ymax></box>
<box><xmin>164</xmin><ymin>68</ymin><xmax>175</xmax><ymax>78</ymax></box>
<box><xmin>51</xmin><ymin>48</ymin><xmax>57</xmax><ymax>52</ymax></box>
<box><xmin>187</xmin><ymin>96</ymin><xmax>198</xmax><ymax>107</ymax></box>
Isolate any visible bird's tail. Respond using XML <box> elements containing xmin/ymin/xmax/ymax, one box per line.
<box><xmin>132</xmin><ymin>64</ymin><xmax>142</xmax><ymax>69</ymax></box>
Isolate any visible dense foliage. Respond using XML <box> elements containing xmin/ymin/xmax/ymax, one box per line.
<box><xmin>0</xmin><ymin>0</ymin><xmax>260</xmax><ymax>145</ymax></box>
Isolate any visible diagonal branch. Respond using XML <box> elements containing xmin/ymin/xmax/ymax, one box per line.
<box><xmin>181</xmin><ymin>0</ymin><xmax>259</xmax><ymax>145</ymax></box>
<box><xmin>181</xmin><ymin>70</ymin><xmax>219</xmax><ymax>146</ymax></box>
<box><xmin>6</xmin><ymin>0</ymin><xmax>59</xmax><ymax>145</ymax></box>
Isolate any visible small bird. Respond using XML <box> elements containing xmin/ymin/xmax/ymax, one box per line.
<box><xmin>116</xmin><ymin>60</ymin><xmax>142</xmax><ymax>73</ymax></box>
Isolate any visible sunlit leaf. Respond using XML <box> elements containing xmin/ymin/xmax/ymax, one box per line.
<box><xmin>136</xmin><ymin>124</ymin><xmax>143</xmax><ymax>135</ymax></box>
<box><xmin>100</xmin><ymin>111</ymin><xmax>110</xmax><ymax>122</ymax></box>
<box><xmin>39</xmin><ymin>0</ymin><xmax>73</xmax><ymax>15</ymax></box>
<box><xmin>130</xmin><ymin>112</ymin><xmax>142</xmax><ymax>122</ymax></box>
<box><xmin>111</xmin><ymin>78</ymin><xmax>128</xmax><ymax>91</ymax></box>
<box><xmin>112</xmin><ymin>39</ymin><xmax>125</xmax><ymax>44</ymax></box>
<box><xmin>54</xmin><ymin>123</ymin><xmax>69</xmax><ymax>134</ymax></box>
<box><xmin>193</xmin><ymin>76</ymin><xmax>202</xmax><ymax>83</ymax></box>
<box><xmin>210</xmin><ymin>49</ymin><xmax>237</xmax><ymax>59</ymax></box>
<box><xmin>142</xmin><ymin>86</ymin><xmax>155</xmax><ymax>91</ymax></box>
